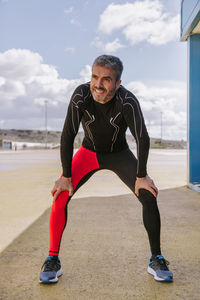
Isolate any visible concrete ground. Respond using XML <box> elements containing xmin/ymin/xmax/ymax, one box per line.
<box><xmin>0</xmin><ymin>149</ymin><xmax>200</xmax><ymax>300</ymax></box>
<box><xmin>0</xmin><ymin>149</ymin><xmax>187</xmax><ymax>253</ymax></box>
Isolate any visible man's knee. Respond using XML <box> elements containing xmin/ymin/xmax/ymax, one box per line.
<box><xmin>52</xmin><ymin>191</ymin><xmax>70</xmax><ymax>210</ymax></box>
<box><xmin>138</xmin><ymin>188</ymin><xmax>157</xmax><ymax>207</ymax></box>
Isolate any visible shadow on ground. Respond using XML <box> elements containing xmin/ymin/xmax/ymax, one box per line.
<box><xmin>0</xmin><ymin>186</ymin><xmax>199</xmax><ymax>300</ymax></box>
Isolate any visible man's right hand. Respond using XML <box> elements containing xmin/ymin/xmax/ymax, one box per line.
<box><xmin>51</xmin><ymin>177</ymin><xmax>73</xmax><ymax>201</ymax></box>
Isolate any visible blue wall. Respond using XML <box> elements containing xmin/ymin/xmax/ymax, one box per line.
<box><xmin>188</xmin><ymin>34</ymin><xmax>200</xmax><ymax>183</ymax></box>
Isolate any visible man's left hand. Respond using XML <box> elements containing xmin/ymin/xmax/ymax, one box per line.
<box><xmin>135</xmin><ymin>175</ymin><xmax>158</xmax><ymax>198</ymax></box>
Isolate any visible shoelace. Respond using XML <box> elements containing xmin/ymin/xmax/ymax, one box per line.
<box><xmin>41</xmin><ymin>258</ymin><xmax>59</xmax><ymax>272</ymax></box>
<box><xmin>155</xmin><ymin>256</ymin><xmax>170</xmax><ymax>271</ymax></box>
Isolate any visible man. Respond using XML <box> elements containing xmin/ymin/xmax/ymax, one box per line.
<box><xmin>39</xmin><ymin>55</ymin><xmax>173</xmax><ymax>284</ymax></box>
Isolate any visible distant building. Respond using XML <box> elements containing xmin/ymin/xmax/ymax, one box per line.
<box><xmin>181</xmin><ymin>0</ymin><xmax>200</xmax><ymax>192</ymax></box>
<box><xmin>0</xmin><ymin>139</ymin><xmax>12</xmax><ymax>150</ymax></box>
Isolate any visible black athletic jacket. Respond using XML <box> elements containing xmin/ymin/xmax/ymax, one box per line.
<box><xmin>61</xmin><ymin>82</ymin><xmax>150</xmax><ymax>178</ymax></box>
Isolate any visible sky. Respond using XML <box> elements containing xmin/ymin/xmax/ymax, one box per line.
<box><xmin>0</xmin><ymin>0</ymin><xmax>187</xmax><ymax>140</ymax></box>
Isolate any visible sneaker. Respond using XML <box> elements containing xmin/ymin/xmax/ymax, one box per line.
<box><xmin>147</xmin><ymin>255</ymin><xmax>173</xmax><ymax>282</ymax></box>
<box><xmin>39</xmin><ymin>255</ymin><xmax>63</xmax><ymax>284</ymax></box>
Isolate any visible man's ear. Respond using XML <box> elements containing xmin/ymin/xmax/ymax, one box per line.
<box><xmin>116</xmin><ymin>79</ymin><xmax>121</xmax><ymax>90</ymax></box>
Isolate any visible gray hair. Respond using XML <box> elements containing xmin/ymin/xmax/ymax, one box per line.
<box><xmin>92</xmin><ymin>55</ymin><xmax>123</xmax><ymax>82</ymax></box>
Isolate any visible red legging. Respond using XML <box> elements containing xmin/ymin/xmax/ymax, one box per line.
<box><xmin>49</xmin><ymin>145</ymin><xmax>161</xmax><ymax>256</ymax></box>
<box><xmin>49</xmin><ymin>145</ymin><xmax>100</xmax><ymax>256</ymax></box>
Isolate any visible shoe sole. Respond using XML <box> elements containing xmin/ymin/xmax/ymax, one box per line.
<box><xmin>39</xmin><ymin>268</ymin><xmax>63</xmax><ymax>284</ymax></box>
<box><xmin>147</xmin><ymin>266</ymin><xmax>173</xmax><ymax>282</ymax></box>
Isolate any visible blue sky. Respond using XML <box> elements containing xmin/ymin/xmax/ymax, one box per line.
<box><xmin>0</xmin><ymin>0</ymin><xmax>187</xmax><ymax>140</ymax></box>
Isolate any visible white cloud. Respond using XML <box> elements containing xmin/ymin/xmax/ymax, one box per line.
<box><xmin>0</xmin><ymin>48</ymin><xmax>42</xmax><ymax>82</ymax></box>
<box><xmin>98</xmin><ymin>0</ymin><xmax>180</xmax><ymax>46</ymax></box>
<box><xmin>64</xmin><ymin>7</ymin><xmax>73</xmax><ymax>15</ymax></box>
<box><xmin>70</xmin><ymin>18</ymin><xmax>81</xmax><ymax>26</ymax></box>
<box><xmin>91</xmin><ymin>37</ymin><xmax>126</xmax><ymax>53</ymax></box>
<box><xmin>0</xmin><ymin>77</ymin><xmax>6</xmax><ymax>86</ymax></box>
<box><xmin>64</xmin><ymin>47</ymin><xmax>76</xmax><ymax>54</ymax></box>
<box><xmin>0</xmin><ymin>49</ymin><xmax>90</xmax><ymax>130</ymax></box>
<box><xmin>0</xmin><ymin>48</ymin><xmax>186</xmax><ymax>140</ymax></box>
<box><xmin>0</xmin><ymin>79</ymin><xmax>26</xmax><ymax>102</ymax></box>
<box><xmin>126</xmin><ymin>80</ymin><xmax>187</xmax><ymax>140</ymax></box>
<box><xmin>104</xmin><ymin>38</ymin><xmax>126</xmax><ymax>53</ymax></box>
<box><xmin>79</xmin><ymin>64</ymin><xmax>91</xmax><ymax>82</ymax></box>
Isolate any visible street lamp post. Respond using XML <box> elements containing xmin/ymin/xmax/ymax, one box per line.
<box><xmin>148</xmin><ymin>119</ymin><xmax>151</xmax><ymax>135</ymax></box>
<box><xmin>0</xmin><ymin>120</ymin><xmax>5</xmax><ymax>140</ymax></box>
<box><xmin>44</xmin><ymin>100</ymin><xmax>48</xmax><ymax>149</ymax></box>
<box><xmin>160</xmin><ymin>111</ymin><xmax>163</xmax><ymax>143</ymax></box>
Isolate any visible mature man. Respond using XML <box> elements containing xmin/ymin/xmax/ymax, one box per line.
<box><xmin>39</xmin><ymin>55</ymin><xmax>173</xmax><ymax>284</ymax></box>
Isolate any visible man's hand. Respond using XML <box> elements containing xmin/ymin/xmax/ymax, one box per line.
<box><xmin>51</xmin><ymin>177</ymin><xmax>73</xmax><ymax>201</ymax></box>
<box><xmin>135</xmin><ymin>175</ymin><xmax>158</xmax><ymax>198</ymax></box>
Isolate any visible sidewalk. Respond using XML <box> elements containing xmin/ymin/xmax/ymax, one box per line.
<box><xmin>0</xmin><ymin>186</ymin><xmax>199</xmax><ymax>299</ymax></box>
<box><xmin>1</xmin><ymin>149</ymin><xmax>199</xmax><ymax>299</ymax></box>
<box><xmin>0</xmin><ymin>149</ymin><xmax>187</xmax><ymax>253</ymax></box>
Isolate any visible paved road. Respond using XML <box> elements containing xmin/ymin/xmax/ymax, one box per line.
<box><xmin>0</xmin><ymin>148</ymin><xmax>187</xmax><ymax>171</ymax></box>
<box><xmin>0</xmin><ymin>148</ymin><xmax>187</xmax><ymax>253</ymax></box>
<box><xmin>1</xmin><ymin>148</ymin><xmax>199</xmax><ymax>300</ymax></box>
<box><xmin>0</xmin><ymin>186</ymin><xmax>200</xmax><ymax>300</ymax></box>
<box><xmin>0</xmin><ymin>149</ymin><xmax>60</xmax><ymax>171</ymax></box>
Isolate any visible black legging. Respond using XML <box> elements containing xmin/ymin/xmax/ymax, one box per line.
<box><xmin>49</xmin><ymin>145</ymin><xmax>161</xmax><ymax>256</ymax></box>
<box><xmin>97</xmin><ymin>147</ymin><xmax>161</xmax><ymax>255</ymax></box>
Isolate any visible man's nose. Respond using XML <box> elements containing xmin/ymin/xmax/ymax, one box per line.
<box><xmin>96</xmin><ymin>78</ymin><xmax>103</xmax><ymax>88</ymax></box>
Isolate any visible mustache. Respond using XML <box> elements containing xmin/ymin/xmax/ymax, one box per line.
<box><xmin>94</xmin><ymin>86</ymin><xmax>106</xmax><ymax>92</ymax></box>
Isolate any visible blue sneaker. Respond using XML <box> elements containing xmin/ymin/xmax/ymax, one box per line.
<box><xmin>147</xmin><ymin>255</ymin><xmax>173</xmax><ymax>282</ymax></box>
<box><xmin>39</xmin><ymin>256</ymin><xmax>63</xmax><ymax>284</ymax></box>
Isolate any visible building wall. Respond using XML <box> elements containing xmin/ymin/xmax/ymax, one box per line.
<box><xmin>0</xmin><ymin>140</ymin><xmax>12</xmax><ymax>150</ymax></box>
<box><xmin>181</xmin><ymin>1</ymin><xmax>200</xmax><ymax>191</ymax></box>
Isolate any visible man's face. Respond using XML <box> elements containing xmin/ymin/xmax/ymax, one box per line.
<box><xmin>90</xmin><ymin>65</ymin><xmax>121</xmax><ymax>104</ymax></box>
